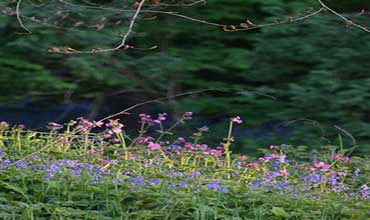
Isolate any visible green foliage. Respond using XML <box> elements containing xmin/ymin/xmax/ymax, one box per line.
<box><xmin>1</xmin><ymin>1</ymin><xmax>370</xmax><ymax>155</ymax></box>
<box><xmin>244</xmin><ymin>14</ymin><xmax>370</xmax><ymax>152</ymax></box>
<box><xmin>0</xmin><ymin>58</ymin><xmax>72</xmax><ymax>102</ymax></box>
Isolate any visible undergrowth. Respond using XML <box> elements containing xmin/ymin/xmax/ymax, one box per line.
<box><xmin>0</xmin><ymin>113</ymin><xmax>369</xmax><ymax>220</ymax></box>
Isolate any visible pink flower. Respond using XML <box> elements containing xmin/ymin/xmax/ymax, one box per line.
<box><xmin>104</xmin><ymin>130</ymin><xmax>113</xmax><ymax>138</ymax></box>
<box><xmin>89</xmin><ymin>146</ymin><xmax>97</xmax><ymax>154</ymax></box>
<box><xmin>184</xmin><ymin>142</ymin><xmax>194</xmax><ymax>151</ymax></box>
<box><xmin>209</xmin><ymin>149</ymin><xmax>223</xmax><ymax>157</ymax></box>
<box><xmin>0</xmin><ymin>121</ymin><xmax>9</xmax><ymax>128</ymax></box>
<box><xmin>136</xmin><ymin>136</ymin><xmax>154</xmax><ymax>144</ymax></box>
<box><xmin>112</xmin><ymin>128</ymin><xmax>122</xmax><ymax>134</ymax></box>
<box><xmin>269</xmin><ymin>145</ymin><xmax>282</xmax><ymax>151</ymax></box>
<box><xmin>183</xmin><ymin>112</ymin><xmax>193</xmax><ymax>120</ymax></box>
<box><xmin>258</xmin><ymin>157</ymin><xmax>270</xmax><ymax>163</ymax></box>
<box><xmin>48</xmin><ymin>122</ymin><xmax>63</xmax><ymax>128</ymax></box>
<box><xmin>177</xmin><ymin>137</ymin><xmax>186</xmax><ymax>142</ymax></box>
<box><xmin>240</xmin><ymin>155</ymin><xmax>248</xmax><ymax>161</ymax></box>
<box><xmin>217</xmin><ymin>162</ymin><xmax>224</xmax><ymax>168</ymax></box>
<box><xmin>153</xmin><ymin>113</ymin><xmax>167</xmax><ymax>124</ymax></box>
<box><xmin>247</xmin><ymin>163</ymin><xmax>259</xmax><ymax>169</ymax></box>
<box><xmin>94</xmin><ymin>121</ymin><xmax>104</xmax><ymax>127</ymax></box>
<box><xmin>313</xmin><ymin>162</ymin><xmax>331</xmax><ymax>169</ymax></box>
<box><xmin>279</xmin><ymin>170</ymin><xmax>289</xmax><ymax>177</ymax></box>
<box><xmin>106</xmin><ymin>119</ymin><xmax>124</xmax><ymax>134</ymax></box>
<box><xmin>139</xmin><ymin>114</ymin><xmax>153</xmax><ymax>123</ymax></box>
<box><xmin>112</xmin><ymin>138</ymin><xmax>120</xmax><ymax>143</ymax></box>
<box><xmin>76</xmin><ymin>117</ymin><xmax>94</xmax><ymax>132</ymax></box>
<box><xmin>148</xmin><ymin>142</ymin><xmax>161</xmax><ymax>150</ymax></box>
<box><xmin>330</xmin><ymin>153</ymin><xmax>350</xmax><ymax>163</ymax></box>
<box><xmin>129</xmin><ymin>153</ymin><xmax>136</xmax><ymax>160</ymax></box>
<box><xmin>231</xmin><ymin>116</ymin><xmax>242</xmax><ymax>124</ymax></box>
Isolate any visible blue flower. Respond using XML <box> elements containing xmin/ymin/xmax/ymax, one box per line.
<box><xmin>177</xmin><ymin>182</ymin><xmax>188</xmax><ymax>188</ymax></box>
<box><xmin>15</xmin><ymin>163</ymin><xmax>28</xmax><ymax>169</ymax></box>
<box><xmin>354</xmin><ymin>168</ymin><xmax>361</xmax><ymax>177</ymax></box>
<box><xmin>70</xmin><ymin>168</ymin><xmax>82</xmax><ymax>176</ymax></box>
<box><xmin>43</xmin><ymin>173</ymin><xmax>55</xmax><ymax>179</ymax></box>
<box><xmin>32</xmin><ymin>164</ymin><xmax>47</xmax><ymax>170</ymax></box>
<box><xmin>130</xmin><ymin>176</ymin><xmax>146</xmax><ymax>186</ymax></box>
<box><xmin>167</xmin><ymin>171</ymin><xmax>185</xmax><ymax>178</ymax></box>
<box><xmin>206</xmin><ymin>181</ymin><xmax>229</xmax><ymax>192</ymax></box>
<box><xmin>112</xmin><ymin>179</ymin><xmax>123</xmax><ymax>184</ymax></box>
<box><xmin>149</xmin><ymin>178</ymin><xmax>160</xmax><ymax>184</ymax></box>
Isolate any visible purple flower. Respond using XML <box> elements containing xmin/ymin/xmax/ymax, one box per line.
<box><xmin>206</xmin><ymin>181</ymin><xmax>229</xmax><ymax>192</ymax></box>
<box><xmin>48</xmin><ymin>164</ymin><xmax>60</xmax><ymax>172</ymax></box>
<box><xmin>164</xmin><ymin>145</ymin><xmax>182</xmax><ymax>153</ymax></box>
<box><xmin>149</xmin><ymin>178</ymin><xmax>160</xmax><ymax>184</ymax></box>
<box><xmin>359</xmin><ymin>185</ymin><xmax>369</xmax><ymax>197</ymax></box>
<box><xmin>167</xmin><ymin>171</ymin><xmax>185</xmax><ymax>178</ymax></box>
<box><xmin>249</xmin><ymin>182</ymin><xmax>260</xmax><ymax>188</ymax></box>
<box><xmin>2</xmin><ymin>204</ymin><xmax>10</xmax><ymax>209</ymax></box>
<box><xmin>207</xmin><ymin>182</ymin><xmax>220</xmax><ymax>190</ymax></box>
<box><xmin>0</xmin><ymin>159</ymin><xmax>11</xmax><ymax>168</ymax></box>
<box><xmin>43</xmin><ymin>173</ymin><xmax>55</xmax><ymax>179</ymax></box>
<box><xmin>70</xmin><ymin>168</ymin><xmax>82</xmax><ymax>176</ymax></box>
<box><xmin>191</xmin><ymin>171</ymin><xmax>202</xmax><ymax>178</ymax></box>
<box><xmin>15</xmin><ymin>163</ymin><xmax>28</xmax><ymax>169</ymax></box>
<box><xmin>32</xmin><ymin>164</ymin><xmax>47</xmax><ymax>170</ymax></box>
<box><xmin>130</xmin><ymin>176</ymin><xmax>146</xmax><ymax>186</ymax></box>
<box><xmin>57</xmin><ymin>160</ymin><xmax>79</xmax><ymax>167</ymax></box>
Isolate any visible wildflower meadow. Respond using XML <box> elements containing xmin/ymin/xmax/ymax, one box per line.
<box><xmin>0</xmin><ymin>113</ymin><xmax>369</xmax><ymax>220</ymax></box>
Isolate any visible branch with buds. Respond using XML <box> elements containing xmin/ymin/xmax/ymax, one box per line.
<box><xmin>9</xmin><ymin>0</ymin><xmax>370</xmax><ymax>54</ymax></box>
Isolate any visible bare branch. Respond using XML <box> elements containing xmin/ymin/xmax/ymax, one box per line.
<box><xmin>9</xmin><ymin>0</ymin><xmax>369</xmax><ymax>54</ymax></box>
<box><xmin>317</xmin><ymin>0</ymin><xmax>370</xmax><ymax>33</ymax></box>
<box><xmin>114</xmin><ymin>0</ymin><xmax>146</xmax><ymax>51</ymax></box>
<box><xmin>222</xmin><ymin>7</ymin><xmax>325</xmax><ymax>32</ymax></box>
<box><xmin>50</xmin><ymin>0</ymin><xmax>147</xmax><ymax>54</ymax></box>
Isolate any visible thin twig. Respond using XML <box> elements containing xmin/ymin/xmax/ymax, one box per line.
<box><xmin>114</xmin><ymin>0</ymin><xmax>146</xmax><ymax>50</ymax></box>
<box><xmin>317</xmin><ymin>0</ymin><xmax>370</xmax><ymax>33</ymax></box>
<box><xmin>47</xmin><ymin>0</ymin><xmax>147</xmax><ymax>54</ymax></box>
<box><xmin>16</xmin><ymin>0</ymin><xmax>32</xmax><ymax>33</ymax></box>
<box><xmin>223</xmin><ymin>7</ymin><xmax>325</xmax><ymax>32</ymax></box>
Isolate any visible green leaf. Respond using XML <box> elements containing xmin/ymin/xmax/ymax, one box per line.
<box><xmin>271</xmin><ymin>207</ymin><xmax>291</xmax><ymax>218</ymax></box>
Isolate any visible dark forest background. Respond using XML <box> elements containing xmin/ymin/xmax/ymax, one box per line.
<box><xmin>0</xmin><ymin>0</ymin><xmax>370</xmax><ymax>155</ymax></box>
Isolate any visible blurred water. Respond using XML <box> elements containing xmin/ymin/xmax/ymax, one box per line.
<box><xmin>0</xmin><ymin>100</ymin><xmax>91</xmax><ymax>129</ymax></box>
<box><xmin>0</xmin><ymin>100</ymin><xmax>292</xmax><ymax>143</ymax></box>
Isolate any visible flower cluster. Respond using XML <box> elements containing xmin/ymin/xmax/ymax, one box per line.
<box><xmin>0</xmin><ymin>113</ymin><xmax>368</xmax><ymax>212</ymax></box>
